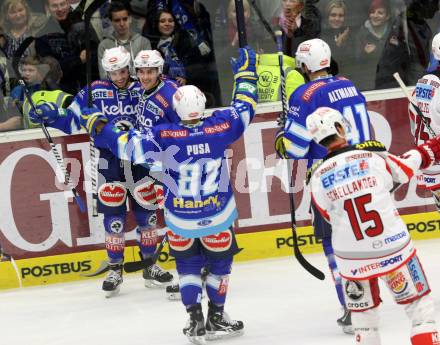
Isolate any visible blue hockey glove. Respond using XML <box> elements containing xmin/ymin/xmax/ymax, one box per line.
<box><xmin>231</xmin><ymin>46</ymin><xmax>258</xmax><ymax>81</ymax></box>
<box><xmin>275</xmin><ymin>129</ymin><xmax>288</xmax><ymax>159</ymax></box>
<box><xmin>79</xmin><ymin>107</ymin><xmax>108</xmax><ymax>137</ymax></box>
<box><xmin>29</xmin><ymin>102</ymin><xmax>65</xmax><ymax>125</ymax></box>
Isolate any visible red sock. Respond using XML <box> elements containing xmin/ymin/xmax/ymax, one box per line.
<box><xmin>411</xmin><ymin>332</ymin><xmax>440</xmax><ymax>345</ymax></box>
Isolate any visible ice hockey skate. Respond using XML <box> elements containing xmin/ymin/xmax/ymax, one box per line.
<box><xmin>166</xmin><ymin>283</ymin><xmax>181</xmax><ymax>300</ymax></box>
<box><xmin>337</xmin><ymin>308</ymin><xmax>354</xmax><ymax>335</ymax></box>
<box><xmin>166</xmin><ymin>266</ymin><xmax>210</xmax><ymax>300</ymax></box>
<box><xmin>183</xmin><ymin>304</ymin><xmax>206</xmax><ymax>345</ymax></box>
<box><xmin>102</xmin><ymin>263</ymin><xmax>123</xmax><ymax>298</ymax></box>
<box><xmin>143</xmin><ymin>263</ymin><xmax>173</xmax><ymax>288</ymax></box>
<box><xmin>205</xmin><ymin>310</ymin><xmax>244</xmax><ymax>340</ymax></box>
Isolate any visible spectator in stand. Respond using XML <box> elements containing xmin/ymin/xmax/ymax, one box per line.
<box><xmin>98</xmin><ymin>1</ymin><xmax>151</xmax><ymax>79</ymax></box>
<box><xmin>35</xmin><ymin>0</ymin><xmax>99</xmax><ymax>94</ymax></box>
<box><xmin>0</xmin><ymin>0</ymin><xmax>45</xmax><ymax>59</ymax></box>
<box><xmin>376</xmin><ymin>0</ymin><xmax>439</xmax><ymax>88</ymax></box>
<box><xmin>149</xmin><ymin>10</ymin><xmax>186</xmax><ymax>86</ymax></box>
<box><xmin>68</xmin><ymin>0</ymin><xmax>109</xmax><ymax>41</ymax></box>
<box><xmin>354</xmin><ymin>0</ymin><xmax>393</xmax><ymax>90</ymax></box>
<box><xmin>144</xmin><ymin>0</ymin><xmax>222</xmax><ymax>107</ymax></box>
<box><xmin>0</xmin><ymin>48</ymin><xmax>17</xmax><ymax>132</ymax></box>
<box><xmin>320</xmin><ymin>0</ymin><xmax>356</xmax><ymax>79</ymax></box>
<box><xmin>277</xmin><ymin>0</ymin><xmax>321</xmax><ymax>56</ymax></box>
<box><xmin>8</xmin><ymin>55</ymin><xmax>65</xmax><ymax>129</ymax></box>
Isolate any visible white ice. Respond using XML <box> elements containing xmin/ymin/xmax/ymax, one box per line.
<box><xmin>1</xmin><ymin>239</ymin><xmax>440</xmax><ymax>345</ymax></box>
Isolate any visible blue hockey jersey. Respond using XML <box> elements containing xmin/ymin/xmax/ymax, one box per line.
<box><xmin>50</xmin><ymin>79</ymin><xmax>141</xmax><ymax>140</ymax></box>
<box><xmin>135</xmin><ymin>78</ymin><xmax>180</xmax><ymax>130</ymax></box>
<box><xmin>96</xmin><ymin>97</ymin><xmax>256</xmax><ymax>238</ymax></box>
<box><xmin>283</xmin><ymin>76</ymin><xmax>371</xmax><ymax>166</ymax></box>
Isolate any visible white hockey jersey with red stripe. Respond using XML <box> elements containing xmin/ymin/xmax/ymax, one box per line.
<box><xmin>310</xmin><ymin>142</ymin><xmax>423</xmax><ymax>280</ymax></box>
<box><xmin>410</xmin><ymin>73</ymin><xmax>440</xmax><ymax>191</ymax></box>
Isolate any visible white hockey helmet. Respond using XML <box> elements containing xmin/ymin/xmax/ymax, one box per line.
<box><xmin>432</xmin><ymin>33</ymin><xmax>440</xmax><ymax>60</ymax></box>
<box><xmin>101</xmin><ymin>46</ymin><xmax>131</xmax><ymax>72</ymax></box>
<box><xmin>133</xmin><ymin>50</ymin><xmax>164</xmax><ymax>74</ymax></box>
<box><xmin>306</xmin><ymin>107</ymin><xmax>345</xmax><ymax>144</ymax></box>
<box><xmin>173</xmin><ymin>85</ymin><xmax>206</xmax><ymax>121</ymax></box>
<box><xmin>295</xmin><ymin>38</ymin><xmax>331</xmax><ymax>73</ymax></box>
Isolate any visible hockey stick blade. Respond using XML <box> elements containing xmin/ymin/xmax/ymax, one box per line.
<box><xmin>81</xmin><ymin>260</ymin><xmax>109</xmax><ymax>277</ymax></box>
<box><xmin>123</xmin><ymin>235</ymin><xmax>168</xmax><ymax>273</ymax></box>
<box><xmin>123</xmin><ymin>257</ymin><xmax>155</xmax><ymax>273</ymax></box>
<box><xmin>292</xmin><ymin>229</ymin><xmax>325</xmax><ymax>280</ymax></box>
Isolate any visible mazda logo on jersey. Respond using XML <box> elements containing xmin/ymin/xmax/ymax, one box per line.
<box><xmin>21</xmin><ymin>261</ymin><xmax>92</xmax><ymax>278</ymax></box>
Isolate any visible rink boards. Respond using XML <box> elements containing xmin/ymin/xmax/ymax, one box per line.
<box><xmin>1</xmin><ymin>91</ymin><xmax>440</xmax><ymax>290</ymax></box>
<box><xmin>1</xmin><ymin>211</ymin><xmax>440</xmax><ymax>289</ymax></box>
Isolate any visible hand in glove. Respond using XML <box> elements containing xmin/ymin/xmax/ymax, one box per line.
<box><xmin>79</xmin><ymin>107</ymin><xmax>108</xmax><ymax>136</ymax></box>
<box><xmin>275</xmin><ymin>129</ymin><xmax>288</xmax><ymax>159</ymax></box>
<box><xmin>230</xmin><ymin>46</ymin><xmax>258</xmax><ymax>82</ymax></box>
<box><xmin>29</xmin><ymin>102</ymin><xmax>65</xmax><ymax>125</ymax></box>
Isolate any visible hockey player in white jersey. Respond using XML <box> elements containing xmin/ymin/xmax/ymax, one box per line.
<box><xmin>410</xmin><ymin>32</ymin><xmax>440</xmax><ymax>211</ymax></box>
<box><xmin>307</xmin><ymin>107</ymin><xmax>440</xmax><ymax>345</ymax></box>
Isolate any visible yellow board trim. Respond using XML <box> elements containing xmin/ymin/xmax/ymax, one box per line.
<box><xmin>1</xmin><ymin>211</ymin><xmax>440</xmax><ymax>290</ymax></box>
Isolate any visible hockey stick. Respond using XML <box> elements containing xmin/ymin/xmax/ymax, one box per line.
<box><xmin>84</xmin><ymin>0</ymin><xmax>107</xmax><ymax>217</ymax></box>
<box><xmin>123</xmin><ymin>234</ymin><xmax>168</xmax><ymax>273</ymax></box>
<box><xmin>275</xmin><ymin>30</ymin><xmax>325</xmax><ymax>280</ymax></box>
<box><xmin>393</xmin><ymin>72</ymin><xmax>436</xmax><ymax>137</ymax></box>
<box><xmin>234</xmin><ymin>0</ymin><xmax>248</xmax><ymax>47</ymax></box>
<box><xmin>250</xmin><ymin>0</ymin><xmax>276</xmax><ymax>43</ymax></box>
<box><xmin>80</xmin><ymin>259</ymin><xmax>109</xmax><ymax>277</ymax></box>
<box><xmin>12</xmin><ymin>38</ymin><xmax>86</xmax><ymax>213</ymax></box>
<box><xmin>0</xmin><ymin>244</ymin><xmax>22</xmax><ymax>288</ymax></box>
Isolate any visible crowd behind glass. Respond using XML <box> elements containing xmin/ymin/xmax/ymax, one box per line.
<box><xmin>0</xmin><ymin>0</ymin><xmax>438</xmax><ymax>132</ymax></box>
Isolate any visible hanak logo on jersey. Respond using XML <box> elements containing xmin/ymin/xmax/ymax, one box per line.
<box><xmin>100</xmin><ymin>100</ymin><xmax>136</xmax><ymax>116</ymax></box>
<box><xmin>321</xmin><ymin>160</ymin><xmax>369</xmax><ymax>189</ymax></box>
<box><xmin>93</xmin><ymin>89</ymin><xmax>113</xmax><ymax>99</ymax></box>
<box><xmin>350</xmin><ymin>254</ymin><xmax>403</xmax><ymax>276</ymax></box>
<box><xmin>204</xmin><ymin>122</ymin><xmax>231</xmax><ymax>134</ymax></box>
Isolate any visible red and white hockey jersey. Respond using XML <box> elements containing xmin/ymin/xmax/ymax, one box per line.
<box><xmin>410</xmin><ymin>72</ymin><xmax>440</xmax><ymax>191</ymax></box>
<box><xmin>310</xmin><ymin>142</ymin><xmax>423</xmax><ymax>280</ymax></box>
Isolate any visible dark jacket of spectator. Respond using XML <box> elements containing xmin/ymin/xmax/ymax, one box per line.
<box><xmin>35</xmin><ymin>8</ymin><xmax>99</xmax><ymax>94</ymax></box>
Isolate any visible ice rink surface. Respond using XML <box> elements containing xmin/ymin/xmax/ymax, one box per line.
<box><xmin>1</xmin><ymin>239</ymin><xmax>440</xmax><ymax>345</ymax></box>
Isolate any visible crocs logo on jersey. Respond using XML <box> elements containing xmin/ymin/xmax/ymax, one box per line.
<box><xmin>345</xmin><ymin>280</ymin><xmax>364</xmax><ymax>301</ymax></box>
<box><xmin>100</xmin><ymin>100</ymin><xmax>136</xmax><ymax>116</ymax></box>
<box><xmin>98</xmin><ymin>182</ymin><xmax>127</xmax><ymax>207</ymax></box>
<box><xmin>388</xmin><ymin>271</ymin><xmax>408</xmax><ymax>294</ymax></box>
<box><xmin>201</xmin><ymin>230</ymin><xmax>232</xmax><ymax>252</ymax></box>
<box><xmin>167</xmin><ymin>230</ymin><xmax>193</xmax><ymax>251</ymax></box>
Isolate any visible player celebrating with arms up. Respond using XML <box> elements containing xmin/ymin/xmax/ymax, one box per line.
<box><xmin>307</xmin><ymin>107</ymin><xmax>440</xmax><ymax>345</ymax></box>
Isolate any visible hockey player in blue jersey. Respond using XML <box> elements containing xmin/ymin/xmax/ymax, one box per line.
<box><xmin>29</xmin><ymin>46</ymin><xmax>174</xmax><ymax>296</ymax></box>
<box><xmin>275</xmin><ymin>38</ymin><xmax>372</xmax><ymax>334</ymax></box>
<box><xmin>77</xmin><ymin>46</ymin><xmax>258</xmax><ymax>344</ymax></box>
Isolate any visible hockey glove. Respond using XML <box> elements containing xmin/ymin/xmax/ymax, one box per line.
<box><xmin>231</xmin><ymin>46</ymin><xmax>258</xmax><ymax>82</ymax></box>
<box><xmin>415</xmin><ymin>136</ymin><xmax>440</xmax><ymax>169</ymax></box>
<box><xmin>80</xmin><ymin>107</ymin><xmax>108</xmax><ymax>137</ymax></box>
<box><xmin>275</xmin><ymin>129</ymin><xmax>288</xmax><ymax>159</ymax></box>
<box><xmin>29</xmin><ymin>102</ymin><xmax>66</xmax><ymax>125</ymax></box>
